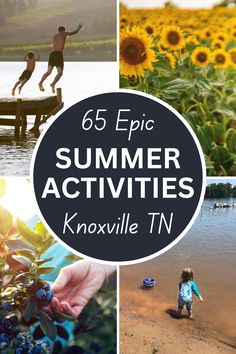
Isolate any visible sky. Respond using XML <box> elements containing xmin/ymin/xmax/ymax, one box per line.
<box><xmin>122</xmin><ymin>0</ymin><xmax>219</xmax><ymax>8</ymax></box>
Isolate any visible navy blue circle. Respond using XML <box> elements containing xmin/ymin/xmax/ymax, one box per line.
<box><xmin>33</xmin><ymin>92</ymin><xmax>203</xmax><ymax>262</ymax></box>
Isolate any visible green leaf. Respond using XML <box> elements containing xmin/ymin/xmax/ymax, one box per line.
<box><xmin>23</xmin><ymin>300</ymin><xmax>38</xmax><ymax>322</ymax></box>
<box><xmin>197</xmin><ymin>125</ymin><xmax>214</xmax><ymax>154</ymax></box>
<box><xmin>0</xmin><ymin>207</ymin><xmax>13</xmax><ymax>237</ymax></box>
<box><xmin>14</xmin><ymin>272</ymin><xmax>30</xmax><ymax>281</ymax></box>
<box><xmin>38</xmin><ymin>310</ymin><xmax>57</xmax><ymax>341</ymax></box>
<box><xmin>155</xmin><ymin>56</ymin><xmax>173</xmax><ymax>74</ymax></box>
<box><xmin>16</xmin><ymin>251</ymin><xmax>36</xmax><ymax>262</ymax></box>
<box><xmin>162</xmin><ymin>78</ymin><xmax>193</xmax><ymax>92</ymax></box>
<box><xmin>34</xmin><ymin>222</ymin><xmax>50</xmax><ymax>241</ymax></box>
<box><xmin>227</xmin><ymin>131</ymin><xmax>236</xmax><ymax>153</ymax></box>
<box><xmin>53</xmin><ymin>310</ymin><xmax>78</xmax><ymax>323</ymax></box>
<box><xmin>5</xmin><ymin>239</ymin><xmax>37</xmax><ymax>253</ymax></box>
<box><xmin>38</xmin><ymin>266</ymin><xmax>54</xmax><ymax>275</ymax></box>
<box><xmin>35</xmin><ymin>257</ymin><xmax>53</xmax><ymax>265</ymax></box>
<box><xmin>0</xmin><ymin>179</ymin><xmax>6</xmax><ymax>198</ymax></box>
<box><xmin>64</xmin><ymin>254</ymin><xmax>82</xmax><ymax>262</ymax></box>
<box><xmin>216</xmin><ymin>102</ymin><xmax>236</xmax><ymax>118</ymax></box>
<box><xmin>119</xmin><ymin>76</ymin><xmax>130</xmax><ymax>88</ymax></box>
<box><xmin>16</xmin><ymin>218</ymin><xmax>42</xmax><ymax>248</ymax></box>
<box><xmin>12</xmin><ymin>255</ymin><xmax>32</xmax><ymax>270</ymax></box>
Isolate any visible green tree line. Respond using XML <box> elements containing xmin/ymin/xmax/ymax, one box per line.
<box><xmin>205</xmin><ymin>183</ymin><xmax>236</xmax><ymax>198</ymax></box>
<box><xmin>215</xmin><ymin>0</ymin><xmax>236</xmax><ymax>6</ymax></box>
<box><xmin>0</xmin><ymin>0</ymin><xmax>38</xmax><ymax>24</ymax></box>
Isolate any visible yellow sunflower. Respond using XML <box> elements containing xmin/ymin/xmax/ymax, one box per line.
<box><xmin>120</xmin><ymin>27</ymin><xmax>156</xmax><ymax>77</ymax></box>
<box><xmin>157</xmin><ymin>40</ymin><xmax>168</xmax><ymax>53</ymax></box>
<box><xmin>229</xmin><ymin>48</ymin><xmax>236</xmax><ymax>69</ymax></box>
<box><xmin>143</xmin><ymin>21</ymin><xmax>156</xmax><ymax>36</ymax></box>
<box><xmin>185</xmin><ymin>35</ymin><xmax>199</xmax><ymax>46</ymax></box>
<box><xmin>191</xmin><ymin>47</ymin><xmax>211</xmax><ymax>67</ymax></box>
<box><xmin>211</xmin><ymin>39</ymin><xmax>225</xmax><ymax>50</ymax></box>
<box><xmin>160</xmin><ymin>25</ymin><xmax>185</xmax><ymax>51</ymax></box>
<box><xmin>211</xmin><ymin>49</ymin><xmax>230</xmax><ymax>69</ymax></box>
<box><xmin>165</xmin><ymin>53</ymin><xmax>176</xmax><ymax>69</ymax></box>
<box><xmin>213</xmin><ymin>31</ymin><xmax>228</xmax><ymax>43</ymax></box>
<box><xmin>230</xmin><ymin>28</ymin><xmax>236</xmax><ymax>41</ymax></box>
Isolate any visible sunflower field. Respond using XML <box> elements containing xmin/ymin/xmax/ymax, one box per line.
<box><xmin>120</xmin><ymin>5</ymin><xmax>236</xmax><ymax>176</ymax></box>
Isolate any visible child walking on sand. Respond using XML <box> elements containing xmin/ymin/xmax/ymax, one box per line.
<box><xmin>178</xmin><ymin>267</ymin><xmax>203</xmax><ymax>319</ymax></box>
<box><xmin>12</xmin><ymin>51</ymin><xmax>40</xmax><ymax>96</ymax></box>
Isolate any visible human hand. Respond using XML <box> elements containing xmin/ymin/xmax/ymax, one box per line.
<box><xmin>50</xmin><ymin>260</ymin><xmax>114</xmax><ymax>318</ymax></box>
<box><xmin>199</xmin><ymin>295</ymin><xmax>203</xmax><ymax>302</ymax></box>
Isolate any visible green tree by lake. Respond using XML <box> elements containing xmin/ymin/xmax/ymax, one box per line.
<box><xmin>205</xmin><ymin>183</ymin><xmax>236</xmax><ymax>198</ymax></box>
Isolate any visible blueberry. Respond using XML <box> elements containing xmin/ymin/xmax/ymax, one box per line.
<box><xmin>2</xmin><ymin>318</ymin><xmax>10</xmax><ymax>328</ymax></box>
<box><xmin>36</xmin><ymin>289</ymin><xmax>46</xmax><ymax>299</ymax></box>
<box><xmin>9</xmin><ymin>315</ymin><xmax>18</xmax><ymax>326</ymax></box>
<box><xmin>1</xmin><ymin>301</ymin><xmax>10</xmax><ymax>311</ymax></box>
<box><xmin>15</xmin><ymin>349</ymin><xmax>23</xmax><ymax>354</ymax></box>
<box><xmin>46</xmin><ymin>290</ymin><xmax>54</xmax><ymax>301</ymax></box>
<box><xmin>0</xmin><ymin>334</ymin><xmax>8</xmax><ymax>341</ymax></box>
<box><xmin>33</xmin><ymin>344</ymin><xmax>42</xmax><ymax>354</ymax></box>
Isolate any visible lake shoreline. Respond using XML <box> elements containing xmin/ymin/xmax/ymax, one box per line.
<box><xmin>120</xmin><ymin>300</ymin><xmax>236</xmax><ymax>354</ymax></box>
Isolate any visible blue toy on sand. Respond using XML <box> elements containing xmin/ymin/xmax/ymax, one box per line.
<box><xmin>143</xmin><ymin>278</ymin><xmax>156</xmax><ymax>288</ymax></box>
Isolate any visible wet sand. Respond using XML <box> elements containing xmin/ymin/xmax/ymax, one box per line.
<box><xmin>120</xmin><ymin>200</ymin><xmax>236</xmax><ymax>353</ymax></box>
<box><xmin>120</xmin><ymin>285</ymin><xmax>236</xmax><ymax>354</ymax></box>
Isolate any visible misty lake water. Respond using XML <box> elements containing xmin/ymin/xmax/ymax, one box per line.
<box><xmin>0</xmin><ymin>61</ymin><xmax>117</xmax><ymax>176</ymax></box>
<box><xmin>121</xmin><ymin>198</ymin><xmax>236</xmax><ymax>346</ymax></box>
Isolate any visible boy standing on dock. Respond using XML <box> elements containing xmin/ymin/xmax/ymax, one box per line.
<box><xmin>12</xmin><ymin>51</ymin><xmax>40</xmax><ymax>96</ymax></box>
<box><xmin>38</xmin><ymin>24</ymin><xmax>83</xmax><ymax>93</ymax></box>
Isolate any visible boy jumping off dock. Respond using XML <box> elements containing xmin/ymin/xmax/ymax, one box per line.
<box><xmin>12</xmin><ymin>52</ymin><xmax>40</xmax><ymax>96</ymax></box>
<box><xmin>178</xmin><ymin>268</ymin><xmax>203</xmax><ymax>319</ymax></box>
<box><xmin>38</xmin><ymin>24</ymin><xmax>82</xmax><ymax>93</ymax></box>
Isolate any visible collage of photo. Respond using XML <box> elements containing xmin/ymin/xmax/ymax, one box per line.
<box><xmin>0</xmin><ymin>0</ymin><xmax>236</xmax><ymax>353</ymax></box>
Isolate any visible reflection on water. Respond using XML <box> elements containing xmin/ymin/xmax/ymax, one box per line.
<box><xmin>0</xmin><ymin>62</ymin><xmax>117</xmax><ymax>176</ymax></box>
<box><xmin>121</xmin><ymin>198</ymin><xmax>236</xmax><ymax>344</ymax></box>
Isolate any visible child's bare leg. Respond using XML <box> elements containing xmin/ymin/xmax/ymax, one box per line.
<box><xmin>12</xmin><ymin>80</ymin><xmax>22</xmax><ymax>96</ymax></box>
<box><xmin>177</xmin><ymin>308</ymin><xmax>182</xmax><ymax>316</ymax></box>
<box><xmin>18</xmin><ymin>79</ymin><xmax>27</xmax><ymax>94</ymax></box>
<box><xmin>188</xmin><ymin>310</ymin><xmax>193</xmax><ymax>319</ymax></box>
<box><xmin>39</xmin><ymin>66</ymin><xmax>53</xmax><ymax>91</ymax></box>
<box><xmin>187</xmin><ymin>303</ymin><xmax>193</xmax><ymax>319</ymax></box>
<box><xmin>50</xmin><ymin>67</ymin><xmax>63</xmax><ymax>93</ymax></box>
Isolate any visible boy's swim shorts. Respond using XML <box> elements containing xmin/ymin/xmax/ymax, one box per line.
<box><xmin>48</xmin><ymin>51</ymin><xmax>64</xmax><ymax>69</ymax></box>
<box><xmin>19</xmin><ymin>69</ymin><xmax>32</xmax><ymax>81</ymax></box>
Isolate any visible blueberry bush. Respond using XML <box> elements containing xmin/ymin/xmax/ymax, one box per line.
<box><xmin>0</xmin><ymin>204</ymin><xmax>116</xmax><ymax>354</ymax></box>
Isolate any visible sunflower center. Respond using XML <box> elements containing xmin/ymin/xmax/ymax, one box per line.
<box><xmin>197</xmin><ymin>52</ymin><xmax>207</xmax><ymax>63</ymax></box>
<box><xmin>146</xmin><ymin>26</ymin><xmax>154</xmax><ymax>35</ymax></box>
<box><xmin>215</xmin><ymin>54</ymin><xmax>225</xmax><ymax>64</ymax></box>
<box><xmin>167</xmin><ymin>31</ymin><xmax>180</xmax><ymax>45</ymax></box>
<box><xmin>121</xmin><ymin>38</ymin><xmax>146</xmax><ymax>65</ymax></box>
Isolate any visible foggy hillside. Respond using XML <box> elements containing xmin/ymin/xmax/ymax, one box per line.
<box><xmin>1</xmin><ymin>0</ymin><xmax>116</xmax><ymax>45</ymax></box>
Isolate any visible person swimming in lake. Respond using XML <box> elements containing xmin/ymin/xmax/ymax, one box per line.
<box><xmin>178</xmin><ymin>267</ymin><xmax>203</xmax><ymax>319</ymax></box>
<box><xmin>38</xmin><ymin>24</ymin><xmax>83</xmax><ymax>93</ymax></box>
<box><xmin>12</xmin><ymin>51</ymin><xmax>40</xmax><ymax>96</ymax></box>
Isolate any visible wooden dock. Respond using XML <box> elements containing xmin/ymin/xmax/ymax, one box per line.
<box><xmin>0</xmin><ymin>88</ymin><xmax>64</xmax><ymax>138</ymax></box>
